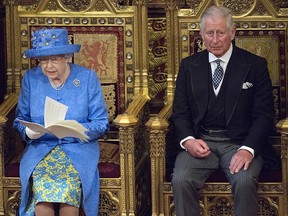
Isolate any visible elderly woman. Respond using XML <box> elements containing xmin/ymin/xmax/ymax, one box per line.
<box><xmin>13</xmin><ymin>28</ymin><xmax>109</xmax><ymax>216</ymax></box>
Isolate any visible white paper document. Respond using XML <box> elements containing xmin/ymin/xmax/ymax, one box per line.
<box><xmin>44</xmin><ymin>96</ymin><xmax>68</xmax><ymax>127</ymax></box>
<box><xmin>18</xmin><ymin>96</ymin><xmax>89</xmax><ymax>142</ymax></box>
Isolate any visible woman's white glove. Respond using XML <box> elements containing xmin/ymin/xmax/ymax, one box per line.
<box><xmin>25</xmin><ymin>127</ymin><xmax>45</xmax><ymax>140</ymax></box>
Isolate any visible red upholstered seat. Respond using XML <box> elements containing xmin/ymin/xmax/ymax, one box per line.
<box><xmin>5</xmin><ymin>162</ymin><xmax>20</xmax><ymax>177</ymax></box>
<box><xmin>98</xmin><ymin>141</ymin><xmax>120</xmax><ymax>178</ymax></box>
<box><xmin>5</xmin><ymin>141</ymin><xmax>120</xmax><ymax>178</ymax></box>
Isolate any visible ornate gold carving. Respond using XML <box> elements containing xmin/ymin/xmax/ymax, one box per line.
<box><xmin>184</xmin><ymin>0</ymin><xmax>204</xmax><ymax>14</ymax></box>
<box><xmin>100</xmin><ymin>178</ymin><xmax>121</xmax><ymax>187</ymax></box>
<box><xmin>207</xmin><ymin>196</ymin><xmax>234</xmax><ymax>216</ymax></box>
<box><xmin>235</xmin><ymin>35</ymin><xmax>279</xmax><ymax>85</ymax></box>
<box><xmin>250</xmin><ymin>2</ymin><xmax>269</xmax><ymax>16</ymax></box>
<box><xmin>165</xmin><ymin>1</ymin><xmax>178</xmax><ymax>11</ymax></box>
<box><xmin>147</xmin><ymin>18</ymin><xmax>167</xmax><ymax>99</ymax></box>
<box><xmin>149</xmin><ymin>130</ymin><xmax>166</xmax><ymax>157</ymax></box>
<box><xmin>94</xmin><ymin>0</ymin><xmax>109</xmax><ymax>11</ymax></box>
<box><xmin>3</xmin><ymin>179</ymin><xmax>21</xmax><ymax>187</ymax></box>
<box><xmin>258</xmin><ymin>197</ymin><xmax>280</xmax><ymax>215</ymax></box>
<box><xmin>57</xmin><ymin>0</ymin><xmax>93</xmax><ymax>12</ymax></box>
<box><xmin>270</xmin><ymin>0</ymin><xmax>288</xmax><ymax>14</ymax></box>
<box><xmin>102</xmin><ymin>85</ymin><xmax>116</xmax><ymax>122</ymax></box>
<box><xmin>258</xmin><ymin>183</ymin><xmax>284</xmax><ymax>193</ymax></box>
<box><xmin>99</xmin><ymin>191</ymin><xmax>120</xmax><ymax>216</ymax></box>
<box><xmin>132</xmin><ymin>0</ymin><xmax>148</xmax><ymax>6</ymax></box>
<box><xmin>113</xmin><ymin>94</ymin><xmax>151</xmax><ymax>215</ymax></box>
<box><xmin>164</xmin><ymin>192</ymin><xmax>283</xmax><ymax>216</ymax></box>
<box><xmin>217</xmin><ymin>0</ymin><xmax>256</xmax><ymax>17</ymax></box>
<box><xmin>6</xmin><ymin>190</ymin><xmax>20</xmax><ymax>216</ymax></box>
<box><xmin>202</xmin><ymin>183</ymin><xmax>232</xmax><ymax>192</ymax></box>
<box><xmin>18</xmin><ymin>0</ymin><xmax>40</xmax><ymax>11</ymax></box>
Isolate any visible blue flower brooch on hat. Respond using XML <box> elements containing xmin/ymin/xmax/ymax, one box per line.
<box><xmin>24</xmin><ymin>28</ymin><xmax>81</xmax><ymax>58</ymax></box>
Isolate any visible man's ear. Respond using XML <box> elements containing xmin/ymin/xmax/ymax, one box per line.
<box><xmin>230</xmin><ymin>26</ymin><xmax>236</xmax><ymax>41</ymax></box>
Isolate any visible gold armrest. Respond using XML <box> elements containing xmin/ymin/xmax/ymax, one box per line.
<box><xmin>114</xmin><ymin>93</ymin><xmax>150</xmax><ymax>127</ymax></box>
<box><xmin>0</xmin><ymin>94</ymin><xmax>18</xmax><ymax>123</ymax></box>
<box><xmin>145</xmin><ymin>102</ymin><xmax>172</xmax><ymax>130</ymax></box>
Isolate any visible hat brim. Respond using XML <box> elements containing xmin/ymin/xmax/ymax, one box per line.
<box><xmin>24</xmin><ymin>44</ymin><xmax>81</xmax><ymax>58</ymax></box>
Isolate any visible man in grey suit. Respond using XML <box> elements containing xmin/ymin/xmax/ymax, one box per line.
<box><xmin>171</xmin><ymin>5</ymin><xmax>275</xmax><ymax>216</ymax></box>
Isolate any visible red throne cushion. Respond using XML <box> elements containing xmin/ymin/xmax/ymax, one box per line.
<box><xmin>5</xmin><ymin>141</ymin><xmax>120</xmax><ymax>178</ymax></box>
<box><xmin>98</xmin><ymin>141</ymin><xmax>120</xmax><ymax>178</ymax></box>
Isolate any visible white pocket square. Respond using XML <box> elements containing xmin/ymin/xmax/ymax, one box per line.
<box><xmin>242</xmin><ymin>82</ymin><xmax>253</xmax><ymax>89</ymax></box>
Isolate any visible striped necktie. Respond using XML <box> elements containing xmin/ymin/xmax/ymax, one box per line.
<box><xmin>212</xmin><ymin>59</ymin><xmax>224</xmax><ymax>89</ymax></box>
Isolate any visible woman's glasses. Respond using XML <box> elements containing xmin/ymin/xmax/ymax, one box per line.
<box><xmin>38</xmin><ymin>56</ymin><xmax>65</xmax><ymax>65</ymax></box>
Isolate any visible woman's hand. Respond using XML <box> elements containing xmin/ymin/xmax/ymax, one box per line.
<box><xmin>25</xmin><ymin>127</ymin><xmax>45</xmax><ymax>140</ymax></box>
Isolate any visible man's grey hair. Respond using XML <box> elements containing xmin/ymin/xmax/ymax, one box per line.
<box><xmin>200</xmin><ymin>6</ymin><xmax>234</xmax><ymax>31</ymax></box>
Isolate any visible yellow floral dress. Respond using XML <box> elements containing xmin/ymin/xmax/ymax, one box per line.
<box><xmin>25</xmin><ymin>145</ymin><xmax>82</xmax><ymax>215</ymax></box>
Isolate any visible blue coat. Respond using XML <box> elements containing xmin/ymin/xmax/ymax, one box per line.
<box><xmin>13</xmin><ymin>64</ymin><xmax>109</xmax><ymax>216</ymax></box>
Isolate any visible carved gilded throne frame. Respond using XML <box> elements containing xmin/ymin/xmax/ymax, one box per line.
<box><xmin>2</xmin><ymin>0</ymin><xmax>151</xmax><ymax>216</ymax></box>
<box><xmin>147</xmin><ymin>0</ymin><xmax>288</xmax><ymax>215</ymax></box>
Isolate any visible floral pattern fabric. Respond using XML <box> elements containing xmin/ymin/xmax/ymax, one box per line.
<box><xmin>25</xmin><ymin>146</ymin><xmax>81</xmax><ymax>215</ymax></box>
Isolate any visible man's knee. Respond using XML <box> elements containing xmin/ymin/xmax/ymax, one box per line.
<box><xmin>171</xmin><ymin>171</ymin><xmax>203</xmax><ymax>192</ymax></box>
<box><xmin>171</xmin><ymin>172</ymin><xmax>189</xmax><ymax>188</ymax></box>
<box><xmin>231</xmin><ymin>172</ymin><xmax>259</xmax><ymax>191</ymax></box>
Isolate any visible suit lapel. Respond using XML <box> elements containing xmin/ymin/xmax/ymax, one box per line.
<box><xmin>225</xmin><ymin>47</ymin><xmax>251</xmax><ymax>125</ymax></box>
<box><xmin>188</xmin><ymin>52</ymin><xmax>210</xmax><ymax>122</ymax></box>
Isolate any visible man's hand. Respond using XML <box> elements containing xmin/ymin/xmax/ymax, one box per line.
<box><xmin>229</xmin><ymin>150</ymin><xmax>253</xmax><ymax>174</ymax></box>
<box><xmin>183</xmin><ymin>139</ymin><xmax>210</xmax><ymax>158</ymax></box>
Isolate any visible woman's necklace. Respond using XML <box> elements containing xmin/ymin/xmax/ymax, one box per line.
<box><xmin>48</xmin><ymin>65</ymin><xmax>70</xmax><ymax>91</ymax></box>
<box><xmin>49</xmin><ymin>79</ymin><xmax>65</xmax><ymax>90</ymax></box>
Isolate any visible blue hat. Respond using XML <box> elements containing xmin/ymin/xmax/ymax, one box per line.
<box><xmin>24</xmin><ymin>28</ymin><xmax>81</xmax><ymax>58</ymax></box>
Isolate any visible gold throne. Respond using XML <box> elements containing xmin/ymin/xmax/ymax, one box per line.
<box><xmin>0</xmin><ymin>0</ymin><xmax>151</xmax><ymax>215</ymax></box>
<box><xmin>146</xmin><ymin>1</ymin><xmax>288</xmax><ymax>215</ymax></box>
